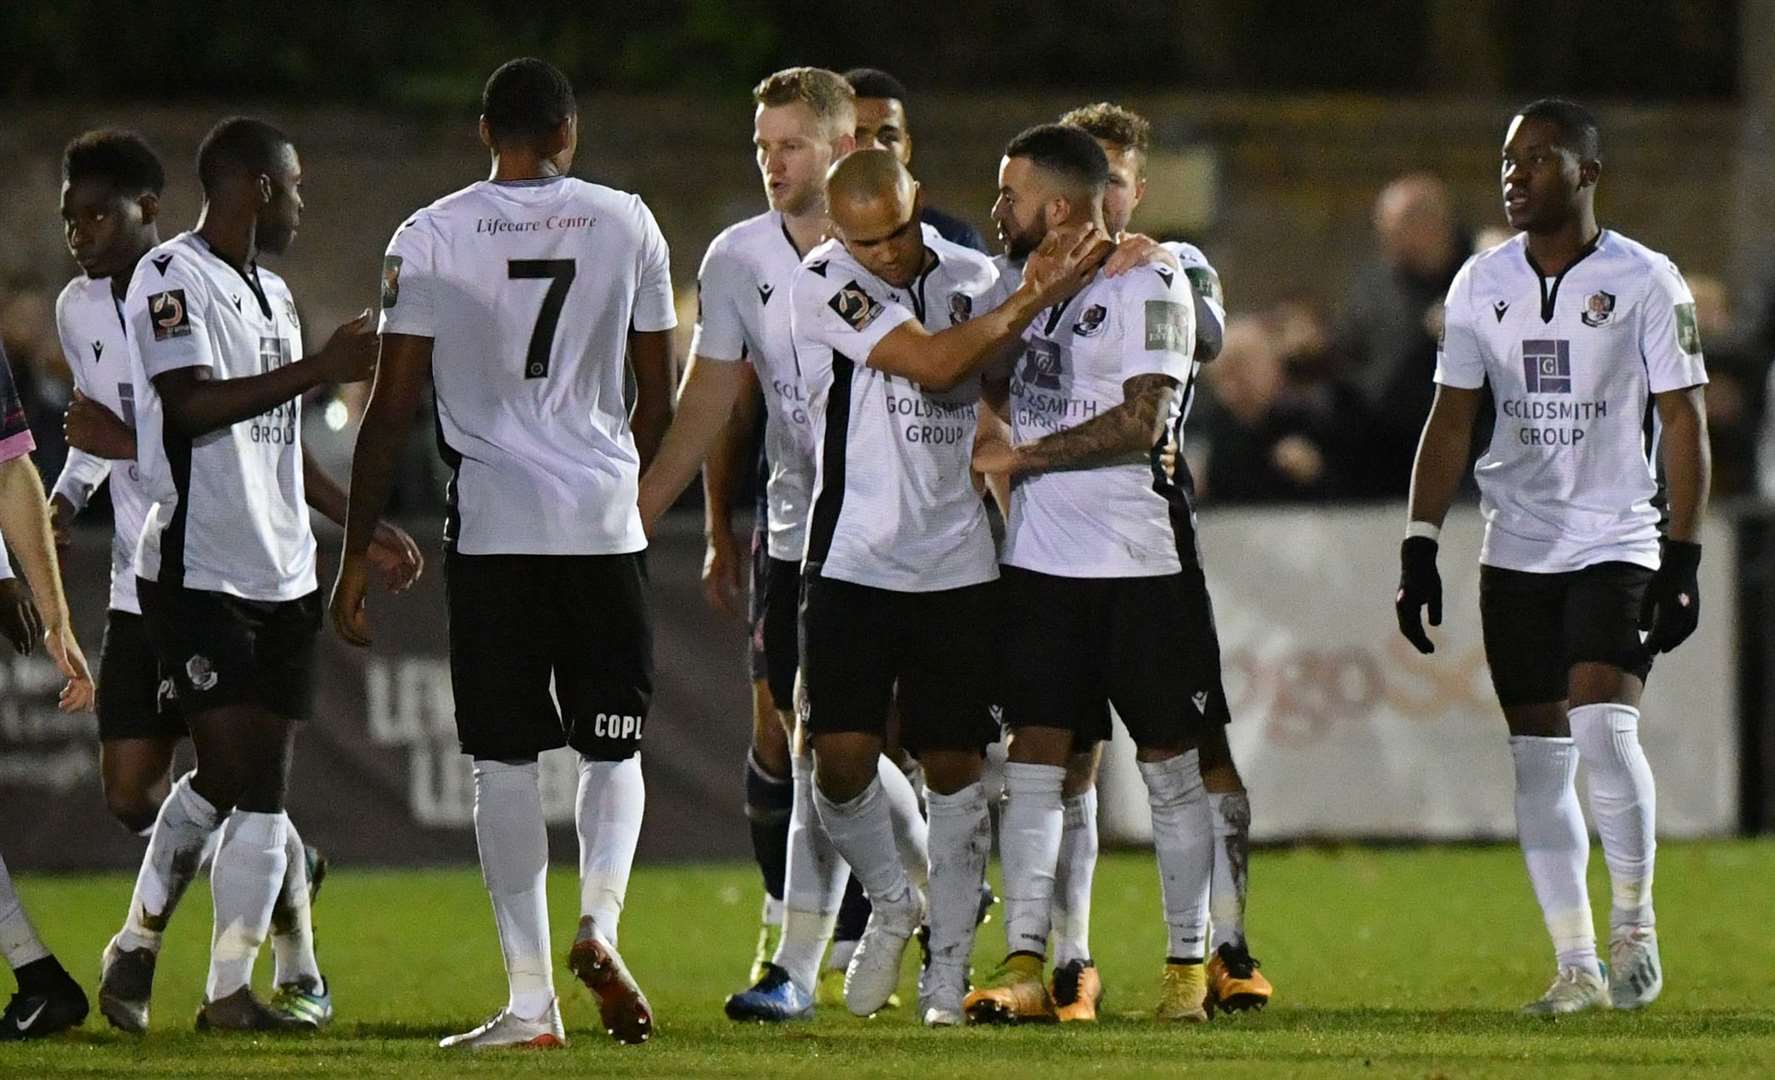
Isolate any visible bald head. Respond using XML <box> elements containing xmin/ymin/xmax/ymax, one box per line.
<box><xmin>1374</xmin><ymin>173</ymin><xmax>1457</xmax><ymax>277</ymax></box>
<box><xmin>827</xmin><ymin>148</ymin><xmax>927</xmax><ymax>287</ymax></box>
<box><xmin>827</xmin><ymin>148</ymin><xmax>913</xmax><ymax>213</ymax></box>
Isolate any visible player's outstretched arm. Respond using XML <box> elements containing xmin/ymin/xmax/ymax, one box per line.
<box><xmin>330</xmin><ymin>331</ymin><xmax>432</xmax><ymax>647</ymax></box>
<box><xmin>866</xmin><ymin>225</ymin><xmax>1113</xmax><ymax>392</ymax></box>
<box><xmin>1641</xmin><ymin>385</ymin><xmax>1710</xmax><ymax>654</ymax></box>
<box><xmin>975</xmin><ymin>373</ymin><xmax>1179</xmax><ymax>479</ymax></box>
<box><xmin>635</xmin><ymin>356</ymin><xmax>752</xmax><ymax>537</ymax></box>
<box><xmin>156</xmin><ymin>310</ymin><xmax>377</xmax><ymax>438</ymax></box>
<box><xmin>1395</xmin><ymin>384</ymin><xmax>1483</xmax><ymax>655</ymax></box>
<box><xmin>0</xmin><ymin>455</ymin><xmax>92</xmax><ymax>711</ymax></box>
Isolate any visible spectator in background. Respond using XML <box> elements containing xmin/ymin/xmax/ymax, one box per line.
<box><xmin>1334</xmin><ymin>173</ymin><xmax>1474</xmax><ymax>497</ymax></box>
<box><xmin>1681</xmin><ymin>274</ymin><xmax>1760</xmax><ymax>498</ymax></box>
<box><xmin>0</xmin><ymin>286</ymin><xmax>72</xmax><ymax>487</ymax></box>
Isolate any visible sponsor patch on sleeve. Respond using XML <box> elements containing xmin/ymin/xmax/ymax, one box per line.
<box><xmin>828</xmin><ymin>280</ymin><xmax>885</xmax><ymax>333</ymax></box>
<box><xmin>148</xmin><ymin>289</ymin><xmax>190</xmax><ymax>341</ymax></box>
<box><xmin>381</xmin><ymin>255</ymin><xmax>403</xmax><ymax>309</ymax></box>
<box><xmin>1144</xmin><ymin>299</ymin><xmax>1189</xmax><ymax>352</ymax></box>
<box><xmin>1674</xmin><ymin>301</ymin><xmax>1701</xmax><ymax>355</ymax></box>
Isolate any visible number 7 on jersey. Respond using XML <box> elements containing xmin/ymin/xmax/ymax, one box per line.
<box><xmin>508</xmin><ymin>259</ymin><xmax>576</xmax><ymax>379</ymax></box>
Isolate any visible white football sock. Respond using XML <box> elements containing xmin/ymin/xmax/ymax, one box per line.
<box><xmin>1000</xmin><ymin>762</ymin><xmax>1065</xmax><ymax>958</ymax></box>
<box><xmin>121</xmin><ymin>772</ymin><xmax>223</xmax><ymax>953</ymax></box>
<box><xmin>1510</xmin><ymin>736</ymin><xmax>1599</xmax><ymax>976</ymax></box>
<box><xmin>1138</xmin><ymin>751</ymin><xmax>1213</xmax><ymax>962</ymax></box>
<box><xmin>1568</xmin><ymin>703</ymin><xmax>1657</xmax><ymax>933</ymax></box>
<box><xmin>473</xmin><ymin>759</ymin><xmax>554</xmax><ymax>1021</ymax></box>
<box><xmin>0</xmin><ymin>851</ymin><xmax>49</xmax><ymax>970</ymax></box>
<box><xmin>1207</xmin><ymin>790</ymin><xmax>1252</xmax><ymax>952</ymax></box>
<box><xmin>577</xmin><ymin>755</ymin><xmax>645</xmax><ymax>948</ymax></box>
<box><xmin>878</xmin><ymin>755</ymin><xmax>929</xmax><ymax>893</ymax></box>
<box><xmin>772</xmin><ymin>753</ymin><xmax>846</xmax><ymax>993</ymax></box>
<box><xmin>207</xmin><ymin>810</ymin><xmax>288</xmax><ymax>1001</ymax></box>
<box><xmin>924</xmin><ymin>782</ymin><xmax>990</xmax><ymax>978</ymax></box>
<box><xmin>815</xmin><ymin>777</ymin><xmax>916</xmax><ymax>914</ymax></box>
<box><xmin>199</xmin><ymin>824</ymin><xmax>224</xmax><ymax>874</ymax></box>
<box><xmin>1053</xmin><ymin>787</ymin><xmax>1098</xmax><ymax>966</ymax></box>
<box><xmin>269</xmin><ymin>814</ymin><xmax>320</xmax><ymax>988</ymax></box>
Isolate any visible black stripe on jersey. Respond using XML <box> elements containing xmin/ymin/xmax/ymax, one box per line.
<box><xmin>1524</xmin><ymin>230</ymin><xmax>1603</xmax><ymax>323</ymax></box>
<box><xmin>1156</xmin><ymin>365</ymin><xmax>1202</xmax><ymax>567</ymax></box>
<box><xmin>158</xmin><ymin>426</ymin><xmax>194</xmax><ymax>588</ymax></box>
<box><xmin>433</xmin><ymin>389</ymin><xmax>463</xmax><ymax>551</ymax></box>
<box><xmin>804</xmin><ymin>352</ymin><xmax>856</xmax><ymax>569</ymax></box>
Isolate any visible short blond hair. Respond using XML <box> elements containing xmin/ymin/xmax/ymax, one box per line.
<box><xmin>753</xmin><ymin>67</ymin><xmax>856</xmax><ymax>140</ymax></box>
<box><xmin>1059</xmin><ymin>102</ymin><xmax>1151</xmax><ymax>175</ymax></box>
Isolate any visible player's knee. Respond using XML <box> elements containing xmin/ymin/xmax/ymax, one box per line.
<box><xmin>1061</xmin><ymin>752</ymin><xmax>1098</xmax><ymax>798</ymax></box>
<box><xmin>106</xmin><ymin>791</ymin><xmax>162</xmax><ymax>834</ymax></box>
<box><xmin>919</xmin><ymin>751</ymin><xmax>983</xmax><ymax>796</ymax></box>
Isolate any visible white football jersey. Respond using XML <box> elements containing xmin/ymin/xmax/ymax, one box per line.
<box><xmin>1435</xmin><ymin>230</ymin><xmax>1707</xmax><ymax>573</ymax></box>
<box><xmin>1001</xmin><ymin>263</ymin><xmax>1196</xmax><ymax>578</ymax></box>
<box><xmin>52</xmin><ymin>272</ymin><xmax>152</xmax><ymax>613</ymax></box>
<box><xmin>381</xmin><ymin>177</ymin><xmax>676</xmax><ymax>555</ymax></box>
<box><xmin>689</xmin><ymin>210</ymin><xmax>813</xmax><ymax>561</ymax></box>
<box><xmin>126</xmin><ymin>232</ymin><xmax>314</xmax><ymax>601</ymax></box>
<box><xmin>791</xmin><ymin>225</ymin><xmax>1001</xmax><ymax>592</ymax></box>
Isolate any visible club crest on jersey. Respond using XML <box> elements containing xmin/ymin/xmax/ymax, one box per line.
<box><xmin>284</xmin><ymin>298</ymin><xmax>300</xmax><ymax>328</ymax></box>
<box><xmin>1580</xmin><ymin>290</ymin><xmax>1616</xmax><ymax>327</ymax></box>
<box><xmin>381</xmin><ymin>256</ymin><xmax>402</xmax><ymax>309</ymax></box>
<box><xmin>1522</xmin><ymin>339</ymin><xmax>1572</xmax><ymax>394</ymax></box>
<box><xmin>948</xmin><ymin>292</ymin><xmax>973</xmax><ymax>325</ymax></box>
<box><xmin>1072</xmin><ymin>304</ymin><xmax>1107</xmax><ymax>337</ymax></box>
<box><xmin>829</xmin><ymin>280</ymin><xmax>884</xmax><ymax>332</ymax></box>
<box><xmin>148</xmin><ymin>289</ymin><xmax>190</xmax><ymax>341</ymax></box>
<box><xmin>185</xmin><ymin>654</ymin><xmax>218</xmax><ymax>693</ymax></box>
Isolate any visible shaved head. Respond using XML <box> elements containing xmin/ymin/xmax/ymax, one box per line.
<box><xmin>827</xmin><ymin>148</ymin><xmax>927</xmax><ymax>287</ymax></box>
<box><xmin>827</xmin><ymin>147</ymin><xmax>913</xmax><ymax>212</ymax></box>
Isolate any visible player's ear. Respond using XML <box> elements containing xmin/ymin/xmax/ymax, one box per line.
<box><xmin>255</xmin><ymin>173</ymin><xmax>273</xmax><ymax>207</ymax></box>
<box><xmin>477</xmin><ymin>116</ymin><xmax>495</xmax><ymax>152</ymax></box>
<box><xmin>137</xmin><ymin>192</ymin><xmax>160</xmax><ymax>226</ymax></box>
<box><xmin>834</xmin><ymin>130</ymin><xmax>857</xmax><ymax>159</ymax></box>
<box><xmin>1578</xmin><ymin>158</ymin><xmax>1601</xmax><ymax>190</ymax></box>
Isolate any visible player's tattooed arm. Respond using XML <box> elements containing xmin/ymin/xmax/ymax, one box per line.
<box><xmin>976</xmin><ymin>373</ymin><xmax>1177</xmax><ymax>477</ymax></box>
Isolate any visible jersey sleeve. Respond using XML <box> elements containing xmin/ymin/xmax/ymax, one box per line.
<box><xmin>1433</xmin><ymin>259</ymin><xmax>1486</xmax><ymax>389</ymax></box>
<box><xmin>630</xmin><ymin>196</ymin><xmax>677</xmax><ymax>334</ymax></box>
<box><xmin>1639</xmin><ymin>258</ymin><xmax>1708</xmax><ymax>393</ymax></box>
<box><xmin>687</xmin><ymin>236</ymin><xmax>748</xmax><ymax>363</ymax></box>
<box><xmin>54</xmin><ymin>286</ymin><xmax>97</xmax><ymax>398</ymax></box>
<box><xmin>378</xmin><ymin>216</ymin><xmax>437</xmax><ymax>337</ymax></box>
<box><xmin>126</xmin><ymin>254</ymin><xmax>216</xmax><ymax>380</ymax></box>
<box><xmin>51</xmin><ymin>448</ymin><xmax>111</xmax><ymax>514</ymax></box>
<box><xmin>1115</xmin><ymin>268</ymin><xmax>1194</xmax><ymax>384</ymax></box>
<box><xmin>0</xmin><ymin>339</ymin><xmax>35</xmax><ymax>464</ymax></box>
<box><xmin>798</xmin><ymin>271</ymin><xmax>915</xmax><ymax>370</ymax></box>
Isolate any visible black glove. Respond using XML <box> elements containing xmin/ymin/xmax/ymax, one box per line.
<box><xmin>1395</xmin><ymin>535</ymin><xmax>1442</xmax><ymax>654</ymax></box>
<box><xmin>1640</xmin><ymin>539</ymin><xmax>1701</xmax><ymax>654</ymax></box>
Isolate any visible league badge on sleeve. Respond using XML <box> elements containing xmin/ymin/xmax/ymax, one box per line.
<box><xmin>148</xmin><ymin>289</ymin><xmax>190</xmax><ymax>341</ymax></box>
<box><xmin>1144</xmin><ymin>299</ymin><xmax>1189</xmax><ymax>351</ymax></box>
<box><xmin>381</xmin><ymin>256</ymin><xmax>403</xmax><ymax>309</ymax></box>
<box><xmin>829</xmin><ymin>280</ymin><xmax>885</xmax><ymax>332</ymax></box>
<box><xmin>1580</xmin><ymin>290</ymin><xmax>1615</xmax><ymax>327</ymax></box>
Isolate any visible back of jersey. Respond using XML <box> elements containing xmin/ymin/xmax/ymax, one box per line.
<box><xmin>380</xmin><ymin>177</ymin><xmax>676</xmax><ymax>556</ymax></box>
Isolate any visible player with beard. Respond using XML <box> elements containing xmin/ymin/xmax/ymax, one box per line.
<box><xmin>1398</xmin><ymin>99</ymin><xmax>1705</xmax><ymax>1015</ymax></box>
<box><xmin>99</xmin><ymin>116</ymin><xmax>420</xmax><ymax>1034</ymax></box>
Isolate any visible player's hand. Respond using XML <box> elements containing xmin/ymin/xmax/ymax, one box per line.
<box><xmin>42</xmin><ymin>618</ymin><xmax>94</xmax><ymax>712</ymax></box>
<box><xmin>329</xmin><ymin>555</ymin><xmax>374</xmax><ymax>647</ymax></box>
<box><xmin>1640</xmin><ymin>539</ymin><xmax>1701</xmax><ymax>654</ymax></box>
<box><xmin>1022</xmin><ymin>224</ymin><xmax>1114</xmax><ymax>309</ymax></box>
<box><xmin>1395</xmin><ymin>535</ymin><xmax>1442</xmax><ymax>654</ymax></box>
<box><xmin>0</xmin><ymin>579</ymin><xmax>41</xmax><ymax>656</ymax></box>
<box><xmin>636</xmin><ymin>478</ymin><xmax>669</xmax><ymax>541</ymax></box>
<box><xmin>64</xmin><ymin>389</ymin><xmax>137</xmax><ymax>459</ymax></box>
<box><xmin>971</xmin><ymin>437</ymin><xmax>1019</xmax><ymax>480</ymax></box>
<box><xmin>1103</xmin><ymin>232</ymin><xmax>1181</xmax><ymax>278</ymax></box>
<box><xmin>312</xmin><ymin>309</ymin><xmax>378</xmax><ymax>385</ymax></box>
<box><xmin>702</xmin><ymin>528</ymin><xmax>743</xmax><ymax>618</ymax></box>
<box><xmin>48</xmin><ymin>494</ymin><xmax>78</xmax><ymax>549</ymax></box>
<box><xmin>368</xmin><ymin>520</ymin><xmax>425</xmax><ymax>593</ymax></box>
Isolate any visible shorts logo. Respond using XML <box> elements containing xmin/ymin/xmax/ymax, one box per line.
<box><xmin>828</xmin><ymin>281</ymin><xmax>884</xmax><ymax>332</ymax></box>
<box><xmin>1144</xmin><ymin>299</ymin><xmax>1189</xmax><ymax>351</ymax></box>
<box><xmin>185</xmin><ymin>654</ymin><xmax>218</xmax><ymax>693</ymax></box>
<box><xmin>591</xmin><ymin>713</ymin><xmax>645</xmax><ymax>741</ymax></box>
<box><xmin>1522</xmin><ymin>339</ymin><xmax>1572</xmax><ymax>394</ymax></box>
<box><xmin>381</xmin><ymin>255</ymin><xmax>402</xmax><ymax>309</ymax></box>
<box><xmin>948</xmin><ymin>291</ymin><xmax>973</xmax><ymax>325</ymax></box>
<box><xmin>156</xmin><ymin>676</ymin><xmax>179</xmax><ymax>707</ymax></box>
<box><xmin>1580</xmin><ymin>290</ymin><xmax>1616</xmax><ymax>327</ymax></box>
<box><xmin>1020</xmin><ymin>337</ymin><xmax>1063</xmax><ymax>389</ymax></box>
<box><xmin>1191</xmin><ymin>690</ymin><xmax>1210</xmax><ymax>715</ymax></box>
<box><xmin>148</xmin><ymin>290</ymin><xmax>190</xmax><ymax>341</ymax></box>
<box><xmin>1072</xmin><ymin>303</ymin><xmax>1107</xmax><ymax>337</ymax></box>
<box><xmin>989</xmin><ymin>703</ymin><xmax>1005</xmax><ymax>726</ymax></box>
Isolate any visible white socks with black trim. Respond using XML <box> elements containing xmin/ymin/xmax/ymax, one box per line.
<box><xmin>1510</xmin><ymin>736</ymin><xmax>1599</xmax><ymax>976</ymax></box>
<box><xmin>1569</xmin><ymin>703</ymin><xmax>1657</xmax><ymax>933</ymax></box>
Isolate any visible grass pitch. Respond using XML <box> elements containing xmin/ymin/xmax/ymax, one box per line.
<box><xmin>4</xmin><ymin>842</ymin><xmax>1774</xmax><ymax>1077</ymax></box>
